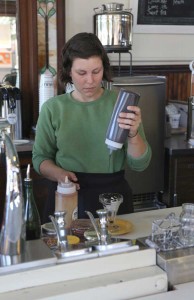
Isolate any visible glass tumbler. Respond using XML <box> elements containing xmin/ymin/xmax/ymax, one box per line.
<box><xmin>179</xmin><ymin>203</ymin><xmax>194</xmax><ymax>247</ymax></box>
<box><xmin>99</xmin><ymin>193</ymin><xmax>123</xmax><ymax>233</ymax></box>
<box><xmin>151</xmin><ymin>215</ymin><xmax>180</xmax><ymax>251</ymax></box>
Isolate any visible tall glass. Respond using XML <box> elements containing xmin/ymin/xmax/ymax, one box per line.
<box><xmin>179</xmin><ymin>203</ymin><xmax>194</xmax><ymax>247</ymax></box>
<box><xmin>99</xmin><ymin>193</ymin><xmax>123</xmax><ymax>233</ymax></box>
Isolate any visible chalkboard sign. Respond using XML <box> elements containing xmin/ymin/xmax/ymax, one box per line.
<box><xmin>137</xmin><ymin>0</ymin><xmax>194</xmax><ymax>25</ymax></box>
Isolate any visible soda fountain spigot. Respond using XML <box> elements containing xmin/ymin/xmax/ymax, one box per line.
<box><xmin>49</xmin><ymin>211</ymin><xmax>68</xmax><ymax>252</ymax></box>
<box><xmin>0</xmin><ymin>133</ymin><xmax>25</xmax><ymax>261</ymax></box>
<box><xmin>85</xmin><ymin>209</ymin><xmax>111</xmax><ymax>244</ymax></box>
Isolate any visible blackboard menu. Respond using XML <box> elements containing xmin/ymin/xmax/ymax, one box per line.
<box><xmin>137</xmin><ymin>0</ymin><xmax>194</xmax><ymax>25</ymax></box>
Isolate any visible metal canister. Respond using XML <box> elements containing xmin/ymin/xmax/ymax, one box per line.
<box><xmin>93</xmin><ymin>2</ymin><xmax>133</xmax><ymax>51</ymax></box>
<box><xmin>0</xmin><ymin>84</ymin><xmax>22</xmax><ymax>139</ymax></box>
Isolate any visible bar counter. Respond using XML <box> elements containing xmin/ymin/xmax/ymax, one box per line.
<box><xmin>0</xmin><ymin>207</ymin><xmax>194</xmax><ymax>299</ymax></box>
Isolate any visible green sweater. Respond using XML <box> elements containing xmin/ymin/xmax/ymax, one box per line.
<box><xmin>32</xmin><ymin>89</ymin><xmax>151</xmax><ymax>174</ymax></box>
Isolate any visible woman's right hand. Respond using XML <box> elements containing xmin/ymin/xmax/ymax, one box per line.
<box><xmin>61</xmin><ymin>170</ymin><xmax>80</xmax><ymax>190</ymax></box>
<box><xmin>39</xmin><ymin>160</ymin><xmax>80</xmax><ymax>190</ymax></box>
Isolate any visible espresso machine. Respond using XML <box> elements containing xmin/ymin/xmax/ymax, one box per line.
<box><xmin>0</xmin><ymin>83</ymin><xmax>22</xmax><ymax>140</ymax></box>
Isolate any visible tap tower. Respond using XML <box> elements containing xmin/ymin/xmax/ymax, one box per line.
<box><xmin>0</xmin><ymin>133</ymin><xmax>25</xmax><ymax>262</ymax></box>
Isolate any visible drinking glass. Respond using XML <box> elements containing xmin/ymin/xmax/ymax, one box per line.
<box><xmin>179</xmin><ymin>203</ymin><xmax>194</xmax><ymax>247</ymax></box>
<box><xmin>99</xmin><ymin>193</ymin><xmax>123</xmax><ymax>233</ymax></box>
<box><xmin>151</xmin><ymin>215</ymin><xmax>180</xmax><ymax>251</ymax></box>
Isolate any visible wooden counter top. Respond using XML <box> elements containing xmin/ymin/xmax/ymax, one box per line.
<box><xmin>15</xmin><ymin>139</ymin><xmax>33</xmax><ymax>153</ymax></box>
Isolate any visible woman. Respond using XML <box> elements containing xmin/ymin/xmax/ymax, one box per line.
<box><xmin>32</xmin><ymin>32</ymin><xmax>152</xmax><ymax>222</ymax></box>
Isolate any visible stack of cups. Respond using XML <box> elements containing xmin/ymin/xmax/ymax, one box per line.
<box><xmin>39</xmin><ymin>69</ymin><xmax>54</xmax><ymax>112</ymax></box>
<box><xmin>169</xmin><ymin>113</ymin><xmax>181</xmax><ymax>129</ymax></box>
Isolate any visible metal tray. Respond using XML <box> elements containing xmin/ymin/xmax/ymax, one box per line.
<box><xmin>93</xmin><ymin>239</ymin><xmax>133</xmax><ymax>251</ymax></box>
<box><xmin>0</xmin><ymin>239</ymin><xmax>57</xmax><ymax>275</ymax></box>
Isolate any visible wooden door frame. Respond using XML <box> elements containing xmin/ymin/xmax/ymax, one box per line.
<box><xmin>17</xmin><ymin>0</ymin><xmax>65</xmax><ymax>137</ymax></box>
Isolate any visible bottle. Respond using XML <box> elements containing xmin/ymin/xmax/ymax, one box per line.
<box><xmin>24</xmin><ymin>164</ymin><xmax>41</xmax><ymax>240</ymax></box>
<box><xmin>105</xmin><ymin>89</ymin><xmax>140</xmax><ymax>154</ymax></box>
<box><xmin>39</xmin><ymin>69</ymin><xmax>54</xmax><ymax>112</ymax></box>
<box><xmin>55</xmin><ymin>176</ymin><xmax>78</xmax><ymax>233</ymax></box>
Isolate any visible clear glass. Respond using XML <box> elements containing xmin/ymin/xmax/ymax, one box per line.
<box><xmin>179</xmin><ymin>203</ymin><xmax>194</xmax><ymax>247</ymax></box>
<box><xmin>151</xmin><ymin>214</ymin><xmax>180</xmax><ymax>251</ymax></box>
<box><xmin>99</xmin><ymin>193</ymin><xmax>123</xmax><ymax>233</ymax></box>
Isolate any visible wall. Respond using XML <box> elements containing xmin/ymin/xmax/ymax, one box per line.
<box><xmin>65</xmin><ymin>0</ymin><xmax>194</xmax><ymax>66</ymax></box>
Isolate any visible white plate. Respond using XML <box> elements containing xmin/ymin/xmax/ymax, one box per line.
<box><xmin>14</xmin><ymin>139</ymin><xmax>30</xmax><ymax>145</ymax></box>
<box><xmin>42</xmin><ymin>222</ymin><xmax>56</xmax><ymax>236</ymax></box>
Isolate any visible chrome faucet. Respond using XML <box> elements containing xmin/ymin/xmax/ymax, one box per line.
<box><xmin>0</xmin><ymin>132</ymin><xmax>25</xmax><ymax>258</ymax></box>
<box><xmin>85</xmin><ymin>209</ymin><xmax>111</xmax><ymax>244</ymax></box>
<box><xmin>49</xmin><ymin>211</ymin><xmax>68</xmax><ymax>252</ymax></box>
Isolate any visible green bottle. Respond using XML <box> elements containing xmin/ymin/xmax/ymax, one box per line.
<box><xmin>24</xmin><ymin>164</ymin><xmax>41</xmax><ymax>240</ymax></box>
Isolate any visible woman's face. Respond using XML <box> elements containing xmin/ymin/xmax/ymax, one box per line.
<box><xmin>70</xmin><ymin>56</ymin><xmax>104</xmax><ymax>101</ymax></box>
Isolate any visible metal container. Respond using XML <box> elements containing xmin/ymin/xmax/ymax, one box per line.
<box><xmin>93</xmin><ymin>3</ymin><xmax>133</xmax><ymax>51</ymax></box>
<box><xmin>157</xmin><ymin>247</ymin><xmax>194</xmax><ymax>286</ymax></box>
<box><xmin>0</xmin><ymin>84</ymin><xmax>22</xmax><ymax>140</ymax></box>
<box><xmin>138</xmin><ymin>237</ymin><xmax>194</xmax><ymax>286</ymax></box>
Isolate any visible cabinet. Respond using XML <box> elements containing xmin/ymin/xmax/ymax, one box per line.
<box><xmin>0</xmin><ymin>141</ymin><xmax>49</xmax><ymax>226</ymax></box>
<box><xmin>164</xmin><ymin>135</ymin><xmax>194</xmax><ymax>207</ymax></box>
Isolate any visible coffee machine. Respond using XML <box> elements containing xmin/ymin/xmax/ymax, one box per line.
<box><xmin>0</xmin><ymin>84</ymin><xmax>22</xmax><ymax>140</ymax></box>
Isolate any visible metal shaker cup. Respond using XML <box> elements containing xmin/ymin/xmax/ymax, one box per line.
<box><xmin>105</xmin><ymin>89</ymin><xmax>140</xmax><ymax>154</ymax></box>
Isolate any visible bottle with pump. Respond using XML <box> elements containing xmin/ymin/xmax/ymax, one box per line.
<box><xmin>24</xmin><ymin>164</ymin><xmax>41</xmax><ymax>240</ymax></box>
<box><xmin>55</xmin><ymin>176</ymin><xmax>78</xmax><ymax>232</ymax></box>
<box><xmin>105</xmin><ymin>89</ymin><xmax>140</xmax><ymax>154</ymax></box>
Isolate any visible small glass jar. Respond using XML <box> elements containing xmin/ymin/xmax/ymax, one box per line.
<box><xmin>179</xmin><ymin>203</ymin><xmax>194</xmax><ymax>247</ymax></box>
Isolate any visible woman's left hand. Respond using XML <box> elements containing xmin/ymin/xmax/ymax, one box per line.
<box><xmin>117</xmin><ymin>106</ymin><xmax>142</xmax><ymax>137</ymax></box>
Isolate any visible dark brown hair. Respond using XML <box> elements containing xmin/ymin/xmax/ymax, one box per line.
<box><xmin>59</xmin><ymin>32</ymin><xmax>112</xmax><ymax>88</ymax></box>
